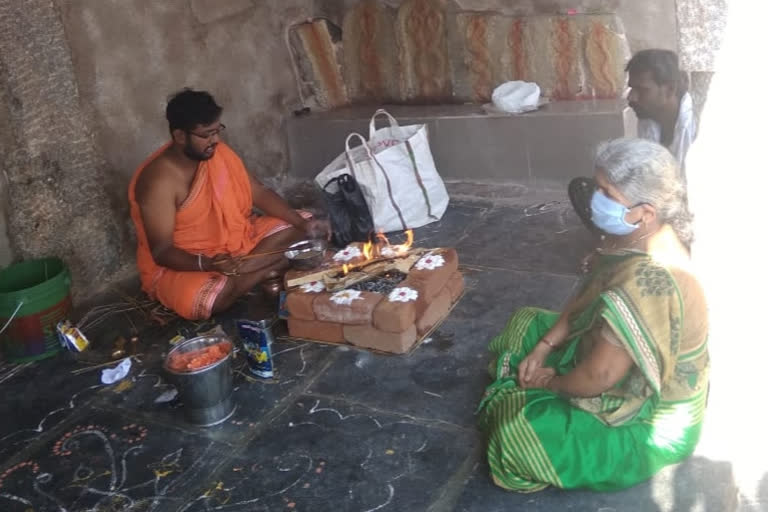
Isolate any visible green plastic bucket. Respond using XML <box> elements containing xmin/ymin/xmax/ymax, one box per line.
<box><xmin>0</xmin><ymin>258</ymin><xmax>72</xmax><ymax>362</ymax></box>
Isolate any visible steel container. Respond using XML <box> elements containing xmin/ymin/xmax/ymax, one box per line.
<box><xmin>163</xmin><ymin>335</ymin><xmax>235</xmax><ymax>427</ymax></box>
<box><xmin>284</xmin><ymin>239</ymin><xmax>327</xmax><ymax>270</ymax></box>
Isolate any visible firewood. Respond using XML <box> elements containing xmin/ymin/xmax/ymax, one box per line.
<box><xmin>285</xmin><ymin>247</ymin><xmax>435</xmax><ymax>289</ymax></box>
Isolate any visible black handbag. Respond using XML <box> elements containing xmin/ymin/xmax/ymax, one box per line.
<box><xmin>322</xmin><ymin>173</ymin><xmax>374</xmax><ymax>247</ymax></box>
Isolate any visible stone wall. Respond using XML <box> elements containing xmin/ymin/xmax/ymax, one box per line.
<box><xmin>290</xmin><ymin>0</ymin><xmax>685</xmax><ymax>109</ymax></box>
<box><xmin>0</xmin><ymin>0</ymin><xmax>128</xmax><ymax>297</ymax></box>
<box><xmin>0</xmin><ymin>81</ymin><xmax>14</xmax><ymax>268</ymax></box>
<box><xmin>0</xmin><ymin>0</ymin><xmax>318</xmax><ymax>298</ymax></box>
<box><xmin>314</xmin><ymin>0</ymin><xmax>678</xmax><ymax>55</ymax></box>
<box><xmin>57</xmin><ymin>0</ymin><xmax>316</xmax><ymax>212</ymax></box>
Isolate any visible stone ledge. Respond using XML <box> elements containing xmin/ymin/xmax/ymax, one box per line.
<box><xmin>287</xmin><ymin>101</ymin><xmax>634</xmax><ymax>183</ymax></box>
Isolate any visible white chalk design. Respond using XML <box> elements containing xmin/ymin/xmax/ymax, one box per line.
<box><xmin>415</xmin><ymin>253</ymin><xmax>445</xmax><ymax>271</ymax></box>
<box><xmin>0</xmin><ymin>424</ymin><xmax>216</xmax><ymax>512</ymax></box>
<box><xmin>330</xmin><ymin>289</ymin><xmax>363</xmax><ymax>305</ymax></box>
<box><xmin>300</xmin><ymin>281</ymin><xmax>325</xmax><ymax>293</ymax></box>
<box><xmin>388</xmin><ymin>287</ymin><xmax>418</xmax><ymax>303</ymax></box>
<box><xmin>333</xmin><ymin>246</ymin><xmax>362</xmax><ymax>262</ymax></box>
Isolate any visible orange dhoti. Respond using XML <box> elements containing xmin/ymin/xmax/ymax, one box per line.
<box><xmin>128</xmin><ymin>142</ymin><xmax>308</xmax><ymax>320</ymax></box>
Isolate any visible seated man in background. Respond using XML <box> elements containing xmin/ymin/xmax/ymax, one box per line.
<box><xmin>570</xmin><ymin>49</ymin><xmax>695</xmax><ymax>237</ymax></box>
<box><xmin>129</xmin><ymin>89</ymin><xmax>329</xmax><ymax>320</ymax></box>
<box><xmin>627</xmin><ymin>49</ymin><xmax>696</xmax><ymax>173</ymax></box>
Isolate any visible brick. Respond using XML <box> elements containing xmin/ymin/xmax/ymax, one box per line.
<box><xmin>405</xmin><ymin>248</ymin><xmax>459</xmax><ymax>317</ymax></box>
<box><xmin>416</xmin><ymin>287</ymin><xmax>452</xmax><ymax>336</ymax></box>
<box><xmin>314</xmin><ymin>291</ymin><xmax>383</xmax><ymax>325</ymax></box>
<box><xmin>445</xmin><ymin>271</ymin><xmax>465</xmax><ymax>303</ymax></box>
<box><xmin>372</xmin><ymin>296</ymin><xmax>417</xmax><ymax>333</ymax></box>
<box><xmin>344</xmin><ymin>324</ymin><xmax>419</xmax><ymax>354</ymax></box>
<box><xmin>330</xmin><ymin>242</ymin><xmax>367</xmax><ymax>265</ymax></box>
<box><xmin>287</xmin><ymin>318</ymin><xmax>345</xmax><ymax>344</ymax></box>
<box><xmin>284</xmin><ymin>291</ymin><xmax>319</xmax><ymax>321</ymax></box>
<box><xmin>408</xmin><ymin>248</ymin><xmax>459</xmax><ymax>302</ymax></box>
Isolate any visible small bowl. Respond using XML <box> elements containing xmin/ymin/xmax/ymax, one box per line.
<box><xmin>284</xmin><ymin>239</ymin><xmax>327</xmax><ymax>270</ymax></box>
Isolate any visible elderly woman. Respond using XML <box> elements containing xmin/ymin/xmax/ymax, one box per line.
<box><xmin>478</xmin><ymin>138</ymin><xmax>709</xmax><ymax>492</ymax></box>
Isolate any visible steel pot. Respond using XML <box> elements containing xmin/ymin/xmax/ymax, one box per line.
<box><xmin>163</xmin><ymin>335</ymin><xmax>235</xmax><ymax>427</ymax></box>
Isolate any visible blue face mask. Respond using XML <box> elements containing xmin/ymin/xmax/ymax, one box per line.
<box><xmin>590</xmin><ymin>191</ymin><xmax>639</xmax><ymax>235</ymax></box>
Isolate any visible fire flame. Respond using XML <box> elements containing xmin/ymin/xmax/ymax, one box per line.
<box><xmin>404</xmin><ymin>229</ymin><xmax>413</xmax><ymax>249</ymax></box>
<box><xmin>363</xmin><ymin>240</ymin><xmax>374</xmax><ymax>260</ymax></box>
<box><xmin>387</xmin><ymin>229</ymin><xmax>414</xmax><ymax>256</ymax></box>
<box><xmin>339</xmin><ymin>229</ymin><xmax>414</xmax><ymax>277</ymax></box>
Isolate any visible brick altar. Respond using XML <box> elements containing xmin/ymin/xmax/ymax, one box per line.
<box><xmin>283</xmin><ymin>247</ymin><xmax>464</xmax><ymax>354</ymax></box>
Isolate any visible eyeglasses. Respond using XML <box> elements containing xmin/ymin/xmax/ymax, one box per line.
<box><xmin>188</xmin><ymin>123</ymin><xmax>226</xmax><ymax>140</ymax></box>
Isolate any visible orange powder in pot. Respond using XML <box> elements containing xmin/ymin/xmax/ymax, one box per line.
<box><xmin>168</xmin><ymin>340</ymin><xmax>233</xmax><ymax>371</ymax></box>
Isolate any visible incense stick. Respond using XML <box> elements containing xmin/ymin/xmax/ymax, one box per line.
<box><xmin>211</xmin><ymin>241</ymin><xmax>315</xmax><ymax>266</ymax></box>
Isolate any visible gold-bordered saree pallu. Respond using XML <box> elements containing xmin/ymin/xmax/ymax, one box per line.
<box><xmin>477</xmin><ymin>252</ymin><xmax>709</xmax><ymax>492</ymax></box>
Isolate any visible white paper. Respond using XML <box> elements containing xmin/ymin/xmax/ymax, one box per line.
<box><xmin>101</xmin><ymin>358</ymin><xmax>132</xmax><ymax>385</ymax></box>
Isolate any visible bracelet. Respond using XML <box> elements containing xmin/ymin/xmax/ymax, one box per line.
<box><xmin>541</xmin><ymin>338</ymin><xmax>557</xmax><ymax>349</ymax></box>
<box><xmin>197</xmin><ymin>254</ymin><xmax>204</xmax><ymax>272</ymax></box>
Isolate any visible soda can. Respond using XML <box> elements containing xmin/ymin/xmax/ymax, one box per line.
<box><xmin>237</xmin><ymin>318</ymin><xmax>276</xmax><ymax>379</ymax></box>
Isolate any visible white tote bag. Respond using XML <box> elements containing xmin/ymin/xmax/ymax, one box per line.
<box><xmin>315</xmin><ymin>109</ymin><xmax>449</xmax><ymax>233</ymax></box>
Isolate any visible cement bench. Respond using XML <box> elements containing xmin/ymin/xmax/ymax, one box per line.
<box><xmin>287</xmin><ymin>100</ymin><xmax>636</xmax><ymax>184</ymax></box>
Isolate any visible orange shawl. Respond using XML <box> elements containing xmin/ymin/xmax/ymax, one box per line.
<box><xmin>128</xmin><ymin>142</ymin><xmax>257</xmax><ymax>290</ymax></box>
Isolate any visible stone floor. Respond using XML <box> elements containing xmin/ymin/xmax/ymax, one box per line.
<box><xmin>0</xmin><ymin>182</ymin><xmax>762</xmax><ymax>511</ymax></box>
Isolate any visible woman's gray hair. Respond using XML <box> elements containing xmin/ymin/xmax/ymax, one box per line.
<box><xmin>595</xmin><ymin>138</ymin><xmax>694</xmax><ymax>246</ymax></box>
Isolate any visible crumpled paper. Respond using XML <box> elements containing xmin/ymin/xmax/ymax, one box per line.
<box><xmin>101</xmin><ymin>358</ymin><xmax>132</xmax><ymax>385</ymax></box>
<box><xmin>154</xmin><ymin>388</ymin><xmax>178</xmax><ymax>404</ymax></box>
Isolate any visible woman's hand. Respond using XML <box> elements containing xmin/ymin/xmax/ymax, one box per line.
<box><xmin>522</xmin><ymin>367</ymin><xmax>556</xmax><ymax>390</ymax></box>
<box><xmin>518</xmin><ymin>341</ymin><xmax>553</xmax><ymax>387</ymax></box>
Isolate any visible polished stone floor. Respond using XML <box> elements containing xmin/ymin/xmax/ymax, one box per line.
<box><xmin>0</xmin><ymin>182</ymin><xmax>760</xmax><ymax>511</ymax></box>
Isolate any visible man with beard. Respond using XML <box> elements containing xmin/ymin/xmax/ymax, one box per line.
<box><xmin>129</xmin><ymin>89</ymin><xmax>329</xmax><ymax>320</ymax></box>
<box><xmin>626</xmin><ymin>49</ymin><xmax>696</xmax><ymax>176</ymax></box>
<box><xmin>569</xmin><ymin>49</ymin><xmax>695</xmax><ymax>238</ymax></box>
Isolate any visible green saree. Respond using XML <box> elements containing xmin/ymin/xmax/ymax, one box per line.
<box><xmin>477</xmin><ymin>251</ymin><xmax>709</xmax><ymax>492</ymax></box>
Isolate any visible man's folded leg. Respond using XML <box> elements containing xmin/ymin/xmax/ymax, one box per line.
<box><xmin>153</xmin><ymin>259</ymin><xmax>290</xmax><ymax>321</ymax></box>
<box><xmin>154</xmin><ymin>269</ymin><xmax>229</xmax><ymax>321</ymax></box>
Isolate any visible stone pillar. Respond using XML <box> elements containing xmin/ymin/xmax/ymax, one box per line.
<box><xmin>0</xmin><ymin>0</ymin><xmax>127</xmax><ymax>298</ymax></box>
<box><xmin>0</xmin><ymin>83</ymin><xmax>15</xmax><ymax>268</ymax></box>
<box><xmin>676</xmin><ymin>0</ymin><xmax>728</xmax><ymax>124</ymax></box>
